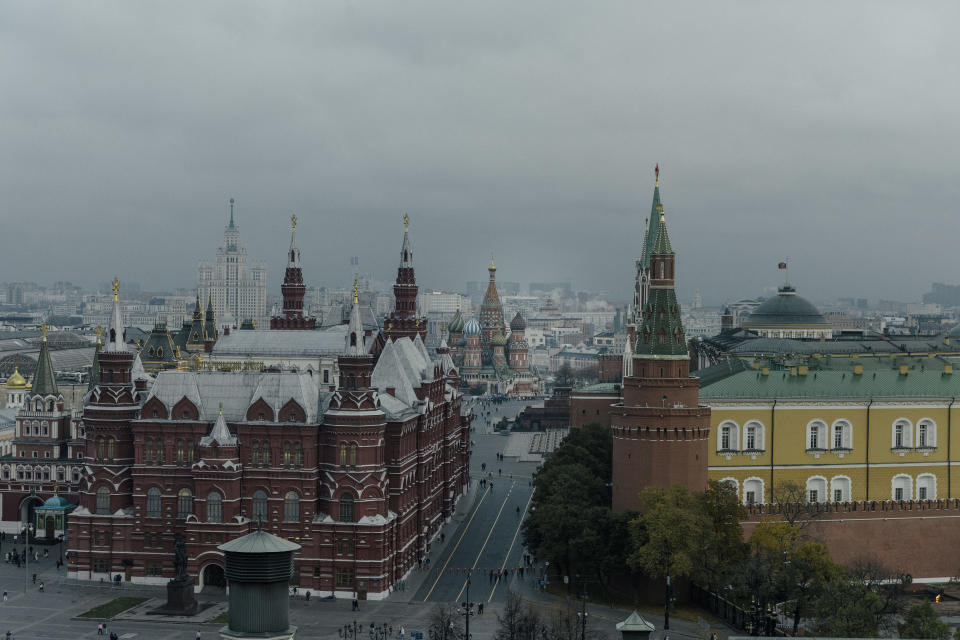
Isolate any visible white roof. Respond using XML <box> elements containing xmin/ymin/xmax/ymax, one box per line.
<box><xmin>212</xmin><ymin>326</ymin><xmax>351</xmax><ymax>358</ymax></box>
<box><xmin>145</xmin><ymin>370</ymin><xmax>323</xmax><ymax>423</ymax></box>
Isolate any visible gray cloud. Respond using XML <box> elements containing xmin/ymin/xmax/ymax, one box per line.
<box><xmin>1</xmin><ymin>1</ymin><xmax>958</xmax><ymax>306</ymax></box>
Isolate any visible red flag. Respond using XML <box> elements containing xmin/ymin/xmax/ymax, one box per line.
<box><xmin>778</xmin><ymin>262</ymin><xmax>787</xmax><ymax>269</ymax></box>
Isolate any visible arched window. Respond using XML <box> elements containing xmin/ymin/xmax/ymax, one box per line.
<box><xmin>186</xmin><ymin>440</ymin><xmax>194</xmax><ymax>463</ymax></box>
<box><xmin>350</xmin><ymin>332</ymin><xmax>357</xmax><ymax>347</ymax></box>
<box><xmin>806</xmin><ymin>421</ymin><xmax>826</xmax><ymax>451</ymax></box>
<box><xmin>339</xmin><ymin>442</ymin><xmax>347</xmax><ymax>467</ymax></box>
<box><xmin>177</xmin><ymin>488</ymin><xmax>193</xmax><ymax>519</ymax></box>
<box><xmin>283</xmin><ymin>491</ymin><xmax>300</xmax><ymax>522</ymax></box>
<box><xmin>805</xmin><ymin>476</ymin><xmax>827</xmax><ymax>503</ymax></box>
<box><xmin>176</xmin><ymin>440</ymin><xmax>184</xmax><ymax>465</ymax></box>
<box><xmin>349</xmin><ymin>443</ymin><xmax>358</xmax><ymax>468</ymax></box>
<box><xmin>252</xmin><ymin>489</ymin><xmax>268</xmax><ymax>523</ymax></box>
<box><xmin>744</xmin><ymin>421</ymin><xmax>765</xmax><ymax>452</ymax></box>
<box><xmin>832</xmin><ymin>420</ymin><xmax>852</xmax><ymax>451</ymax></box>
<box><xmin>146</xmin><ymin>487</ymin><xmax>162</xmax><ymax>518</ymax></box>
<box><xmin>107</xmin><ymin>438</ymin><xmax>115</xmax><ymax>460</ymax></box>
<box><xmin>47</xmin><ymin>400</ymin><xmax>54</xmax><ymax>411</ymax></box>
<box><xmin>917</xmin><ymin>420</ymin><xmax>937</xmax><ymax>449</ymax></box>
<box><xmin>251</xmin><ymin>441</ymin><xmax>260</xmax><ymax>465</ymax></box>
<box><xmin>97</xmin><ymin>437</ymin><xmax>105</xmax><ymax>460</ymax></box>
<box><xmin>892</xmin><ymin>474</ymin><xmax>912</xmax><ymax>501</ymax></box>
<box><xmin>261</xmin><ymin>441</ymin><xmax>270</xmax><ymax>467</ymax></box>
<box><xmin>917</xmin><ymin>473</ymin><xmax>937</xmax><ymax>500</ymax></box>
<box><xmin>41</xmin><ymin>421</ymin><xmax>49</xmax><ymax>436</ymax></box>
<box><xmin>830</xmin><ymin>476</ymin><xmax>851</xmax><ymax>503</ymax></box>
<box><xmin>145</xmin><ymin>438</ymin><xmax>153</xmax><ymax>463</ymax></box>
<box><xmin>294</xmin><ymin>442</ymin><xmax>302</xmax><ymax>467</ymax></box>
<box><xmin>339</xmin><ymin>493</ymin><xmax>355</xmax><ymax>523</ymax></box>
<box><xmin>283</xmin><ymin>442</ymin><xmax>291</xmax><ymax>468</ymax></box>
<box><xmin>206</xmin><ymin>492</ymin><xmax>222</xmax><ymax>523</ymax></box>
<box><xmin>96</xmin><ymin>486</ymin><xmax>111</xmax><ymax>515</ymax></box>
<box><xmin>743</xmin><ymin>477</ymin><xmax>764</xmax><ymax>505</ymax></box>
<box><xmin>893</xmin><ymin>419</ymin><xmax>912</xmax><ymax>450</ymax></box>
<box><xmin>717</xmin><ymin>422</ymin><xmax>738</xmax><ymax>453</ymax></box>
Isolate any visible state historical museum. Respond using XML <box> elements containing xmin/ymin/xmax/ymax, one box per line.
<box><xmin>67</xmin><ymin>220</ymin><xmax>471</xmax><ymax>599</ymax></box>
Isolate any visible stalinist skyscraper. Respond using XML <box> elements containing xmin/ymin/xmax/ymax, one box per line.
<box><xmin>197</xmin><ymin>199</ymin><xmax>267</xmax><ymax>328</ymax></box>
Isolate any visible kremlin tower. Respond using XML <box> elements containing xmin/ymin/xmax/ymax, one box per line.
<box><xmin>611</xmin><ymin>174</ymin><xmax>711</xmax><ymax>512</ymax></box>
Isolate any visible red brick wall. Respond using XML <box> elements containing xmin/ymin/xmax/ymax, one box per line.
<box><xmin>742</xmin><ymin>500</ymin><xmax>960</xmax><ymax>580</ymax></box>
<box><xmin>598</xmin><ymin>355</ymin><xmax>623</xmax><ymax>383</ymax></box>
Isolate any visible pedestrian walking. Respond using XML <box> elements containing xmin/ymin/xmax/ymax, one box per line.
<box><xmin>478</xmin><ymin>602</ymin><xmax>484</xmax><ymax>615</ymax></box>
<box><xmin>196</xmin><ymin>631</ymin><xmax>202</xmax><ymax>640</ymax></box>
<box><xmin>97</xmin><ymin>623</ymin><xmax>103</xmax><ymax>635</ymax></box>
<box><xmin>2</xmin><ymin>590</ymin><xmax>7</xmax><ymax>601</ymax></box>
<box><xmin>38</xmin><ymin>582</ymin><xmax>43</xmax><ymax>592</ymax></box>
<box><xmin>305</xmin><ymin>590</ymin><xmax>311</xmax><ymax>601</ymax></box>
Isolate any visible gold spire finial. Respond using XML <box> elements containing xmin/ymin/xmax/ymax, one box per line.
<box><xmin>112</xmin><ymin>277</ymin><xmax>119</xmax><ymax>302</ymax></box>
<box><xmin>219</xmin><ymin>401</ymin><xmax>223</xmax><ymax>415</ymax></box>
<box><xmin>353</xmin><ymin>279</ymin><xmax>359</xmax><ymax>305</ymax></box>
<box><xmin>94</xmin><ymin>325</ymin><xmax>103</xmax><ymax>345</ymax></box>
<box><xmin>403</xmin><ymin>213</ymin><xmax>409</xmax><ymax>233</ymax></box>
<box><xmin>489</xmin><ymin>255</ymin><xmax>496</xmax><ymax>271</ymax></box>
<box><xmin>41</xmin><ymin>324</ymin><xmax>48</xmax><ymax>342</ymax></box>
<box><xmin>291</xmin><ymin>214</ymin><xmax>297</xmax><ymax>232</ymax></box>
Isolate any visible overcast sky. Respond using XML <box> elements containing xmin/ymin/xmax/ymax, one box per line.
<box><xmin>2</xmin><ymin>2</ymin><xmax>958</xmax><ymax>306</ymax></box>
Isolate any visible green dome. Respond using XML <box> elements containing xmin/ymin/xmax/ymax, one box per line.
<box><xmin>744</xmin><ymin>286</ymin><xmax>829</xmax><ymax>326</ymax></box>
<box><xmin>42</xmin><ymin>495</ymin><xmax>70</xmax><ymax>508</ymax></box>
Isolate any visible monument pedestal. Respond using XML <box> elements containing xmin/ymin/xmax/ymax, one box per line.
<box><xmin>148</xmin><ymin>577</ymin><xmax>198</xmax><ymax>616</ymax></box>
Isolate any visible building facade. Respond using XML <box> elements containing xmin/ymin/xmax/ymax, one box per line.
<box><xmin>68</xmin><ymin>230</ymin><xmax>471</xmax><ymax>598</ymax></box>
<box><xmin>197</xmin><ymin>199</ymin><xmax>268</xmax><ymax>328</ymax></box>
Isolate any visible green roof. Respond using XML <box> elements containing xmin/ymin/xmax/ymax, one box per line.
<box><xmin>743</xmin><ymin>287</ymin><xmax>829</xmax><ymax>326</ymax></box>
<box><xmin>639</xmin><ymin>184</ymin><xmax>662</xmax><ymax>270</ymax></box>
<box><xmin>219</xmin><ymin>530</ymin><xmax>301</xmax><ymax>554</ymax></box>
<box><xmin>32</xmin><ymin>337</ymin><xmax>58</xmax><ymax>397</ymax></box>
<box><xmin>701</xmin><ymin>367</ymin><xmax>960</xmax><ymax>400</ymax></box>
<box><xmin>651</xmin><ymin>211</ymin><xmax>673</xmax><ymax>255</ymax></box>
<box><xmin>635</xmin><ymin>289</ymin><xmax>687</xmax><ymax>358</ymax></box>
<box><xmin>573</xmin><ymin>382</ymin><xmax>621</xmax><ymax>394</ymax></box>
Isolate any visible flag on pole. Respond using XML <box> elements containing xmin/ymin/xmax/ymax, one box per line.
<box><xmin>778</xmin><ymin>262</ymin><xmax>788</xmax><ymax>269</ymax></box>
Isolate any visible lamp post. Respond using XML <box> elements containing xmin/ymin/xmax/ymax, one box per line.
<box><xmin>458</xmin><ymin>580</ymin><xmax>474</xmax><ymax>640</ymax></box>
<box><xmin>369</xmin><ymin>623</ymin><xmax>390</xmax><ymax>640</ymax></box>
<box><xmin>340</xmin><ymin>621</ymin><xmax>363</xmax><ymax>640</ymax></box>
<box><xmin>577</xmin><ymin>582</ymin><xmax>588</xmax><ymax>640</ymax></box>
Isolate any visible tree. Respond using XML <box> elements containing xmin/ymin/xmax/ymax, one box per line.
<box><xmin>781</xmin><ymin>541</ymin><xmax>841</xmax><ymax>634</ymax></box>
<box><xmin>693</xmin><ymin>480</ymin><xmax>747</xmax><ymax>590</ymax></box>
<box><xmin>898</xmin><ymin>601</ymin><xmax>950</xmax><ymax>640</ymax></box>
<box><xmin>811</xmin><ymin>557</ymin><xmax>909</xmax><ymax>638</ymax></box>
<box><xmin>628</xmin><ymin>485</ymin><xmax>703</xmax><ymax>629</ymax></box>
<box><xmin>430</xmin><ymin>604</ymin><xmax>464</xmax><ymax>640</ymax></box>
<box><xmin>495</xmin><ymin>591</ymin><xmax>546</xmax><ymax>640</ymax></box>
<box><xmin>772</xmin><ymin>481</ymin><xmax>822</xmax><ymax>530</ymax></box>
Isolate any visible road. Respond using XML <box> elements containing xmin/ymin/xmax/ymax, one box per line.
<box><xmin>415</xmin><ymin>397</ymin><xmax>541</xmax><ymax>605</ymax></box>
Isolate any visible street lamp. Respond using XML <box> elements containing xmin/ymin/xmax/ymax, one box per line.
<box><xmin>369</xmin><ymin>623</ymin><xmax>390</xmax><ymax>640</ymax></box>
<box><xmin>456</xmin><ymin>580</ymin><xmax>475</xmax><ymax>640</ymax></box>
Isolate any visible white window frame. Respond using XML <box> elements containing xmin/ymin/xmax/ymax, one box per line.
<box><xmin>743</xmin><ymin>477</ymin><xmax>764</xmax><ymax>506</ymax></box>
<box><xmin>831</xmin><ymin>420</ymin><xmax>853</xmax><ymax>451</ymax></box>
<box><xmin>916</xmin><ymin>473</ymin><xmax>937</xmax><ymax>500</ymax></box>
<box><xmin>805</xmin><ymin>475</ymin><xmax>828</xmax><ymax>503</ymax></box>
<box><xmin>717</xmin><ymin>421</ymin><xmax>739</xmax><ymax>453</ymax></box>
<box><xmin>829</xmin><ymin>475</ymin><xmax>851</xmax><ymax>503</ymax></box>
<box><xmin>891</xmin><ymin>474</ymin><xmax>912</xmax><ymax>501</ymax></box>
<box><xmin>892</xmin><ymin>419</ymin><xmax>913</xmax><ymax>450</ymax></box>
<box><xmin>806</xmin><ymin>420</ymin><xmax>827</xmax><ymax>452</ymax></box>
<box><xmin>916</xmin><ymin>419</ymin><xmax>937</xmax><ymax>449</ymax></box>
<box><xmin>743</xmin><ymin>421</ymin><xmax>765</xmax><ymax>452</ymax></box>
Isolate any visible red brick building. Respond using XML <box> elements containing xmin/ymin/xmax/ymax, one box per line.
<box><xmin>68</xmin><ymin>226</ymin><xmax>471</xmax><ymax>598</ymax></box>
<box><xmin>270</xmin><ymin>215</ymin><xmax>316</xmax><ymax>330</ymax></box>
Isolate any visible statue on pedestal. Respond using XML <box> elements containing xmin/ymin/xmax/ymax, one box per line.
<box><xmin>149</xmin><ymin>534</ymin><xmax>198</xmax><ymax>616</ymax></box>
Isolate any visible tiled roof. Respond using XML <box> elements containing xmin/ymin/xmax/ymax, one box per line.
<box><xmin>212</xmin><ymin>326</ymin><xmax>352</xmax><ymax>358</ymax></box>
<box><xmin>700</xmin><ymin>367</ymin><xmax>960</xmax><ymax>400</ymax></box>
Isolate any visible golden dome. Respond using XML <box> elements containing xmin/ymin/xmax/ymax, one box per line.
<box><xmin>6</xmin><ymin>367</ymin><xmax>27</xmax><ymax>389</ymax></box>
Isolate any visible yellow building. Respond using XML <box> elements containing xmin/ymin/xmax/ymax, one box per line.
<box><xmin>701</xmin><ymin>359</ymin><xmax>960</xmax><ymax>505</ymax></box>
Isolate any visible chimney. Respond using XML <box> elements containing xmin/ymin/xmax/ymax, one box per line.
<box><xmin>853</xmin><ymin>364</ymin><xmax>864</xmax><ymax>375</ymax></box>
<box><xmin>945</xmin><ymin>364</ymin><xmax>953</xmax><ymax>375</ymax></box>
<box><xmin>798</xmin><ymin>365</ymin><xmax>808</xmax><ymax>376</ymax></box>
<box><xmin>761</xmin><ymin>367</ymin><xmax>770</xmax><ymax>376</ymax></box>
<box><xmin>899</xmin><ymin>364</ymin><xmax>909</xmax><ymax>376</ymax></box>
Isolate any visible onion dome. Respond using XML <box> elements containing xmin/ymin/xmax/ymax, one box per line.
<box><xmin>6</xmin><ymin>367</ymin><xmax>27</xmax><ymax>389</ymax></box>
<box><xmin>492</xmin><ymin>332</ymin><xmax>508</xmax><ymax>346</ymax></box>
<box><xmin>510</xmin><ymin>311</ymin><xmax>526</xmax><ymax>332</ymax></box>
<box><xmin>448</xmin><ymin>309</ymin><xmax>465</xmax><ymax>333</ymax></box>
<box><xmin>744</xmin><ymin>286</ymin><xmax>829</xmax><ymax>327</ymax></box>
<box><xmin>42</xmin><ymin>494</ymin><xmax>71</xmax><ymax>508</ymax></box>
<box><xmin>463</xmin><ymin>317</ymin><xmax>482</xmax><ymax>336</ymax></box>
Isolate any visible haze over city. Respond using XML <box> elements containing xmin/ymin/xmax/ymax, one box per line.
<box><xmin>3</xmin><ymin>2</ymin><xmax>958</xmax><ymax>304</ymax></box>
